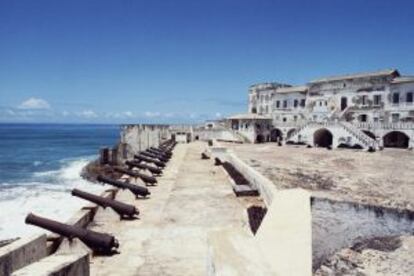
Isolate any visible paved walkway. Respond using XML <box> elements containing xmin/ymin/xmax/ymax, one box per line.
<box><xmin>89</xmin><ymin>142</ymin><xmax>246</xmax><ymax>275</ymax></box>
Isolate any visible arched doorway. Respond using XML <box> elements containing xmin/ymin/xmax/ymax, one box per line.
<box><xmin>383</xmin><ymin>131</ymin><xmax>409</xmax><ymax>148</ymax></box>
<box><xmin>313</xmin><ymin>128</ymin><xmax>333</xmax><ymax>148</ymax></box>
<box><xmin>362</xmin><ymin>130</ymin><xmax>376</xmax><ymax>140</ymax></box>
<box><xmin>256</xmin><ymin>134</ymin><xmax>265</xmax><ymax>143</ymax></box>
<box><xmin>270</xmin><ymin>128</ymin><xmax>283</xmax><ymax>142</ymax></box>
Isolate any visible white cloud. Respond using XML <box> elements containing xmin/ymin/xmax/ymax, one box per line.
<box><xmin>103</xmin><ymin>111</ymin><xmax>134</xmax><ymax>119</ymax></box>
<box><xmin>123</xmin><ymin>111</ymin><xmax>133</xmax><ymax>117</ymax></box>
<box><xmin>164</xmin><ymin>112</ymin><xmax>175</xmax><ymax>118</ymax></box>
<box><xmin>62</xmin><ymin>110</ymin><xmax>70</xmax><ymax>117</ymax></box>
<box><xmin>215</xmin><ymin>112</ymin><xmax>222</xmax><ymax>118</ymax></box>
<box><xmin>6</xmin><ymin>109</ymin><xmax>16</xmax><ymax>116</ymax></box>
<box><xmin>18</xmin><ymin>97</ymin><xmax>51</xmax><ymax>110</ymax></box>
<box><xmin>77</xmin><ymin>110</ymin><xmax>98</xmax><ymax>118</ymax></box>
<box><xmin>144</xmin><ymin>111</ymin><xmax>161</xmax><ymax>117</ymax></box>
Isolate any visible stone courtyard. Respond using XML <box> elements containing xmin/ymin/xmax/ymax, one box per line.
<box><xmin>223</xmin><ymin>142</ymin><xmax>414</xmax><ymax>211</ymax></box>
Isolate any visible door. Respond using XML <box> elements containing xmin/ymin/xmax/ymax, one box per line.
<box><xmin>341</xmin><ymin>97</ymin><xmax>348</xmax><ymax>111</ymax></box>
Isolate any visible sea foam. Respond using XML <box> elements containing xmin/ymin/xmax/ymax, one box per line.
<box><xmin>0</xmin><ymin>157</ymin><xmax>105</xmax><ymax>240</ymax></box>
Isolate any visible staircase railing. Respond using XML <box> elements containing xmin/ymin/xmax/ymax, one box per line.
<box><xmin>338</xmin><ymin>121</ymin><xmax>377</xmax><ymax>148</ymax></box>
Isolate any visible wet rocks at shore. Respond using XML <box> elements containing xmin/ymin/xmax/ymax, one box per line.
<box><xmin>81</xmin><ymin>159</ymin><xmax>122</xmax><ymax>183</ymax></box>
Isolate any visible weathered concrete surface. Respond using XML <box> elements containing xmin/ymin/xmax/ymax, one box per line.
<box><xmin>207</xmin><ymin>189</ymin><xmax>312</xmax><ymax>276</ymax></box>
<box><xmin>89</xmin><ymin>142</ymin><xmax>247</xmax><ymax>275</ymax></box>
<box><xmin>255</xmin><ymin>189</ymin><xmax>312</xmax><ymax>276</ymax></box>
<box><xmin>13</xmin><ymin>251</ymin><xmax>89</xmax><ymax>276</ymax></box>
<box><xmin>207</xmin><ymin>228</ymin><xmax>273</xmax><ymax>276</ymax></box>
<box><xmin>0</xmin><ymin>234</ymin><xmax>47</xmax><ymax>275</ymax></box>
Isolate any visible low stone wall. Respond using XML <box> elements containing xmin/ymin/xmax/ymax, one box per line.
<box><xmin>194</xmin><ymin>129</ymin><xmax>241</xmax><ymax>142</ymax></box>
<box><xmin>0</xmin><ymin>188</ymin><xmax>116</xmax><ymax>274</ymax></box>
<box><xmin>222</xmin><ymin>151</ymin><xmax>277</xmax><ymax>207</ymax></box>
<box><xmin>0</xmin><ymin>234</ymin><xmax>47</xmax><ymax>275</ymax></box>
<box><xmin>208</xmin><ymin>142</ymin><xmax>312</xmax><ymax>275</ymax></box>
<box><xmin>13</xmin><ymin>251</ymin><xmax>89</xmax><ymax>276</ymax></box>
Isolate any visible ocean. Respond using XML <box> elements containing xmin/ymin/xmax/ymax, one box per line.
<box><xmin>0</xmin><ymin>123</ymin><xmax>120</xmax><ymax>239</ymax></box>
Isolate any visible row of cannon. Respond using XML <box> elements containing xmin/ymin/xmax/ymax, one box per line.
<box><xmin>25</xmin><ymin>140</ymin><xmax>177</xmax><ymax>255</ymax></box>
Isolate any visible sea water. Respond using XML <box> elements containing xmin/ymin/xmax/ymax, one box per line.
<box><xmin>0</xmin><ymin>123</ymin><xmax>119</xmax><ymax>239</ymax></box>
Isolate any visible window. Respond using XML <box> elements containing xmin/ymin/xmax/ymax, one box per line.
<box><xmin>283</xmin><ymin>117</ymin><xmax>287</xmax><ymax>122</ymax></box>
<box><xmin>293</xmin><ymin>115</ymin><xmax>297</xmax><ymax>121</ymax></box>
<box><xmin>325</xmin><ymin>101</ymin><xmax>328</xmax><ymax>106</ymax></box>
<box><xmin>373</xmin><ymin>117</ymin><xmax>379</xmax><ymax>122</ymax></box>
<box><xmin>300</xmin><ymin>99</ymin><xmax>306</xmax><ymax>107</ymax></box>
<box><xmin>283</xmin><ymin>100</ymin><xmax>287</xmax><ymax>108</ymax></box>
<box><xmin>393</xmin><ymin>93</ymin><xmax>400</xmax><ymax>104</ymax></box>
<box><xmin>359</xmin><ymin>114</ymin><xmax>367</xmax><ymax>122</ymax></box>
<box><xmin>391</xmin><ymin>113</ymin><xmax>400</xmax><ymax>123</ymax></box>
<box><xmin>362</xmin><ymin>95</ymin><xmax>367</xmax><ymax>105</ymax></box>
<box><xmin>319</xmin><ymin>101</ymin><xmax>322</xmax><ymax>106</ymax></box>
<box><xmin>294</xmin><ymin>99</ymin><xmax>298</xmax><ymax>108</ymax></box>
<box><xmin>407</xmin><ymin>92</ymin><xmax>413</xmax><ymax>103</ymax></box>
<box><xmin>373</xmin><ymin>95</ymin><xmax>381</xmax><ymax>105</ymax></box>
<box><xmin>276</xmin><ymin>101</ymin><xmax>280</xmax><ymax>108</ymax></box>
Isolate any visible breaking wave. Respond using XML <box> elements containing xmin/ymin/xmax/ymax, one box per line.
<box><xmin>0</xmin><ymin>156</ymin><xmax>106</xmax><ymax>240</ymax></box>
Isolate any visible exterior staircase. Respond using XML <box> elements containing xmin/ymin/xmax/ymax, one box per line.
<box><xmin>286</xmin><ymin>122</ymin><xmax>311</xmax><ymax>142</ymax></box>
<box><xmin>231</xmin><ymin>129</ymin><xmax>251</xmax><ymax>143</ymax></box>
<box><xmin>287</xmin><ymin>120</ymin><xmax>378</xmax><ymax>149</ymax></box>
<box><xmin>216</xmin><ymin>122</ymin><xmax>251</xmax><ymax>143</ymax></box>
<box><xmin>337</xmin><ymin>121</ymin><xmax>377</xmax><ymax>149</ymax></box>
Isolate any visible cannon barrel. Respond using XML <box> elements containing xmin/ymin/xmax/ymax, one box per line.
<box><xmin>152</xmin><ymin>145</ymin><xmax>172</xmax><ymax>153</ymax></box>
<box><xmin>141</xmin><ymin>151</ymin><xmax>169</xmax><ymax>163</ymax></box>
<box><xmin>150</xmin><ymin>147</ymin><xmax>172</xmax><ymax>156</ymax></box>
<box><xmin>71</xmin><ymin>189</ymin><xmax>139</xmax><ymax>218</ymax></box>
<box><xmin>147</xmin><ymin>148</ymin><xmax>171</xmax><ymax>159</ymax></box>
<box><xmin>125</xmin><ymin>160</ymin><xmax>162</xmax><ymax>175</ymax></box>
<box><xmin>134</xmin><ymin>154</ymin><xmax>166</xmax><ymax>168</ymax></box>
<box><xmin>97</xmin><ymin>175</ymin><xmax>150</xmax><ymax>198</ymax></box>
<box><xmin>147</xmin><ymin>147</ymin><xmax>171</xmax><ymax>157</ymax></box>
<box><xmin>147</xmin><ymin>148</ymin><xmax>172</xmax><ymax>157</ymax></box>
<box><xmin>113</xmin><ymin>167</ymin><xmax>157</xmax><ymax>185</ymax></box>
<box><xmin>25</xmin><ymin>213</ymin><xmax>119</xmax><ymax>254</ymax></box>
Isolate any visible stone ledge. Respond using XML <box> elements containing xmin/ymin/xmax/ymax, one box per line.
<box><xmin>0</xmin><ymin>234</ymin><xmax>47</xmax><ymax>275</ymax></box>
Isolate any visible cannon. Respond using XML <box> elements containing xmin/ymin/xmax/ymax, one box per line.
<box><xmin>125</xmin><ymin>160</ymin><xmax>162</xmax><ymax>175</ymax></box>
<box><xmin>147</xmin><ymin>148</ymin><xmax>171</xmax><ymax>159</ymax></box>
<box><xmin>113</xmin><ymin>167</ymin><xmax>157</xmax><ymax>185</ymax></box>
<box><xmin>97</xmin><ymin>175</ymin><xmax>150</xmax><ymax>198</ymax></box>
<box><xmin>25</xmin><ymin>213</ymin><xmax>119</xmax><ymax>254</ymax></box>
<box><xmin>149</xmin><ymin>146</ymin><xmax>170</xmax><ymax>153</ymax></box>
<box><xmin>134</xmin><ymin>154</ymin><xmax>166</xmax><ymax>168</ymax></box>
<box><xmin>147</xmin><ymin>147</ymin><xmax>171</xmax><ymax>157</ymax></box>
<box><xmin>141</xmin><ymin>151</ymin><xmax>169</xmax><ymax>163</ymax></box>
<box><xmin>71</xmin><ymin>189</ymin><xmax>139</xmax><ymax>219</ymax></box>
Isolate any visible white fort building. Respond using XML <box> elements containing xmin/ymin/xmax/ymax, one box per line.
<box><xmin>225</xmin><ymin>69</ymin><xmax>414</xmax><ymax>149</ymax></box>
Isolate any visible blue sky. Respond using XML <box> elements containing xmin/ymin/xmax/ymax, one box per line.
<box><xmin>1</xmin><ymin>0</ymin><xmax>414</xmax><ymax>123</ymax></box>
